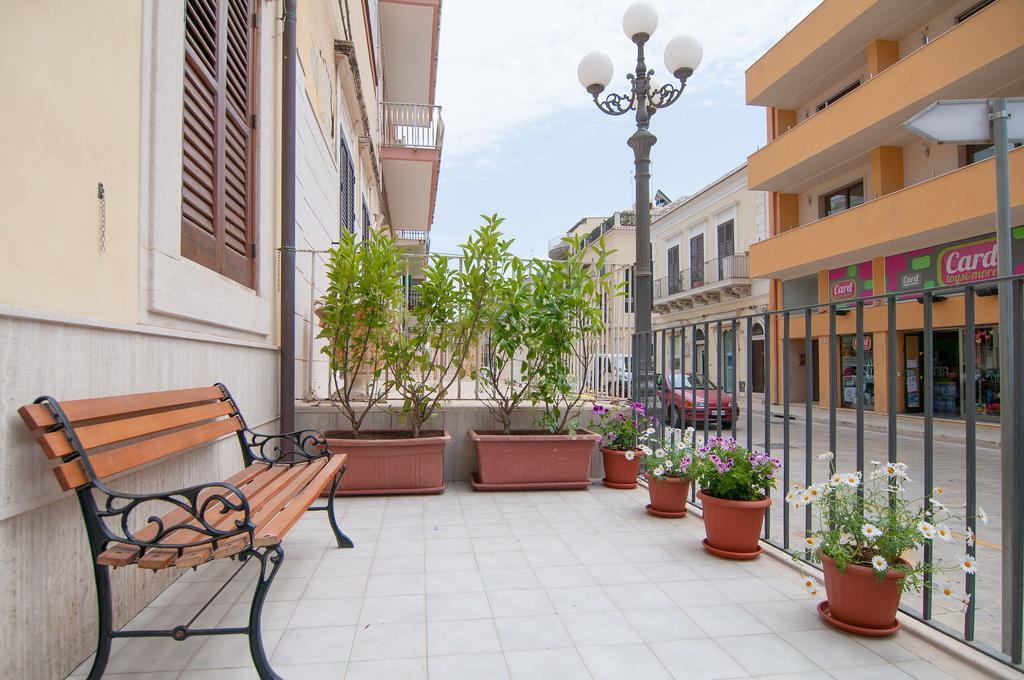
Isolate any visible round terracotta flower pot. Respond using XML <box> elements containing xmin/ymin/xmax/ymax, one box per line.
<box><xmin>697</xmin><ymin>490</ymin><xmax>770</xmax><ymax>560</ymax></box>
<box><xmin>818</xmin><ymin>552</ymin><xmax>906</xmax><ymax>636</ymax></box>
<box><xmin>601</xmin><ymin>448</ymin><xmax>642</xmax><ymax>489</ymax></box>
<box><xmin>645</xmin><ymin>474</ymin><xmax>690</xmax><ymax>518</ymax></box>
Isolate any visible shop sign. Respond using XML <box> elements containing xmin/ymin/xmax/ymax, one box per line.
<box><xmin>885</xmin><ymin>228</ymin><xmax>1024</xmax><ymax>294</ymax></box>
<box><xmin>828</xmin><ymin>261</ymin><xmax>874</xmax><ymax>303</ymax></box>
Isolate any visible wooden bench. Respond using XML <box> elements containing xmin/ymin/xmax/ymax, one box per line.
<box><xmin>19</xmin><ymin>383</ymin><xmax>353</xmax><ymax>680</ymax></box>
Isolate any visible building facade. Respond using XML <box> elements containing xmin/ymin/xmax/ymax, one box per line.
<box><xmin>651</xmin><ymin>164</ymin><xmax>770</xmax><ymax>393</ymax></box>
<box><xmin>746</xmin><ymin>0</ymin><xmax>1023</xmax><ymax>417</ymax></box>
<box><xmin>0</xmin><ymin>1</ymin><xmax>442</xmax><ymax>677</ymax></box>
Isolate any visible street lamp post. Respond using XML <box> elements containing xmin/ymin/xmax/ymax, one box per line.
<box><xmin>578</xmin><ymin>2</ymin><xmax>702</xmax><ymax>400</ymax></box>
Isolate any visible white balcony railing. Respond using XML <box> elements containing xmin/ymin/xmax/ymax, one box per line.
<box><xmin>381</xmin><ymin>102</ymin><xmax>445</xmax><ymax>150</ymax></box>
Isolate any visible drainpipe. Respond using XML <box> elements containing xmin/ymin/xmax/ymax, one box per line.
<box><xmin>280</xmin><ymin>0</ymin><xmax>297</xmax><ymax>436</ymax></box>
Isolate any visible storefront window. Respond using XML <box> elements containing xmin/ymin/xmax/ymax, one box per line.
<box><xmin>840</xmin><ymin>335</ymin><xmax>874</xmax><ymax>410</ymax></box>
<box><xmin>973</xmin><ymin>327</ymin><xmax>1000</xmax><ymax>418</ymax></box>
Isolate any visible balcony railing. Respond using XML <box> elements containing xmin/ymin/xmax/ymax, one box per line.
<box><xmin>654</xmin><ymin>254</ymin><xmax>750</xmax><ymax>300</ymax></box>
<box><xmin>381</xmin><ymin>102</ymin><xmax>445</xmax><ymax>150</ymax></box>
<box><xmin>396</xmin><ymin>229</ymin><xmax>428</xmax><ymax>241</ymax></box>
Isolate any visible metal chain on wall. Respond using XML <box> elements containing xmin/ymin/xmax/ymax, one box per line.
<box><xmin>97</xmin><ymin>182</ymin><xmax>106</xmax><ymax>253</ymax></box>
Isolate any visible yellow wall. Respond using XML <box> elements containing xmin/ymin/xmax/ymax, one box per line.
<box><xmin>0</xmin><ymin>0</ymin><xmax>142</xmax><ymax>323</ymax></box>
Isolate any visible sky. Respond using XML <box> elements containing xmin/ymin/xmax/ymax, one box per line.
<box><xmin>429</xmin><ymin>0</ymin><xmax>820</xmax><ymax>258</ymax></box>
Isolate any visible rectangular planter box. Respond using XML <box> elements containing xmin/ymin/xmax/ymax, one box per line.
<box><xmin>324</xmin><ymin>430</ymin><xmax>449</xmax><ymax>495</ymax></box>
<box><xmin>469</xmin><ymin>430</ymin><xmax>600</xmax><ymax>491</ymax></box>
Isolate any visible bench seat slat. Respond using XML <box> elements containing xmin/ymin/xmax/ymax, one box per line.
<box><xmin>54</xmin><ymin>417</ymin><xmax>243</xmax><ymax>491</ymax></box>
<box><xmin>255</xmin><ymin>455</ymin><xmax>346</xmax><ymax>547</ymax></box>
<box><xmin>19</xmin><ymin>386</ymin><xmax>226</xmax><ymax>430</ymax></box>
<box><xmin>38</xmin><ymin>401</ymin><xmax>236</xmax><ymax>459</ymax></box>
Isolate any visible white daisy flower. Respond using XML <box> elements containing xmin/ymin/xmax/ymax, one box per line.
<box><xmin>801</xmin><ymin>575</ymin><xmax>817</xmax><ymax>590</ymax></box>
<box><xmin>808</xmin><ymin>586</ymin><xmax>820</xmax><ymax>598</ymax></box>
<box><xmin>862</xmin><ymin>524</ymin><xmax>882</xmax><ymax>540</ymax></box>
<box><xmin>966</xmin><ymin>526</ymin><xmax>975</xmax><ymax>546</ymax></box>
<box><xmin>871</xmin><ymin>555</ymin><xmax>888</xmax><ymax>572</ymax></box>
<box><xmin>652</xmin><ymin>466</ymin><xmax>664</xmax><ymax>477</ymax></box>
<box><xmin>830</xmin><ymin>472</ymin><xmax>843</xmax><ymax>485</ymax></box>
<box><xmin>930</xmin><ymin>498</ymin><xmax>947</xmax><ymax>513</ymax></box>
<box><xmin>961</xmin><ymin>555</ymin><xmax>977</xmax><ymax>574</ymax></box>
<box><xmin>977</xmin><ymin>507</ymin><xmax>989</xmax><ymax>525</ymax></box>
<box><xmin>639</xmin><ymin>444</ymin><xmax>652</xmax><ymax>455</ymax></box>
<box><xmin>665</xmin><ymin>459</ymin><xmax>674</xmax><ymax>469</ymax></box>
<box><xmin>935</xmin><ymin>524</ymin><xmax>953</xmax><ymax>542</ymax></box>
<box><xmin>841</xmin><ymin>472</ymin><xmax>861</xmax><ymax>487</ymax></box>
<box><xmin>939</xmin><ymin>583</ymin><xmax>959</xmax><ymax>600</ymax></box>
<box><xmin>918</xmin><ymin>521</ymin><xmax>937</xmax><ymax>540</ymax></box>
<box><xmin>645</xmin><ymin>427</ymin><xmax>656</xmax><ymax>435</ymax></box>
<box><xmin>933</xmin><ymin>486</ymin><xmax>945</xmax><ymax>495</ymax></box>
<box><xmin>802</xmin><ymin>536</ymin><xmax>822</xmax><ymax>550</ymax></box>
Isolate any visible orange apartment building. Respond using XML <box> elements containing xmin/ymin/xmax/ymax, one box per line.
<box><xmin>746</xmin><ymin>0</ymin><xmax>1023</xmax><ymax>419</ymax></box>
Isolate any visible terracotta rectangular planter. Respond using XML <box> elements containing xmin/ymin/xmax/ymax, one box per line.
<box><xmin>469</xmin><ymin>430</ymin><xmax>600</xmax><ymax>491</ymax></box>
<box><xmin>324</xmin><ymin>430</ymin><xmax>449</xmax><ymax>495</ymax></box>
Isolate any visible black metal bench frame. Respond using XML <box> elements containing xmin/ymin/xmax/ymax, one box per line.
<box><xmin>31</xmin><ymin>383</ymin><xmax>352</xmax><ymax>680</ymax></box>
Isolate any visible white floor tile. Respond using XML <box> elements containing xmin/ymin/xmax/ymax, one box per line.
<box><xmin>494</xmin><ymin>614</ymin><xmax>573</xmax><ymax>651</ymax></box>
<box><xmin>504</xmin><ymin>648</ymin><xmax>592</xmax><ymax>680</ymax></box>
<box><xmin>578</xmin><ymin>642</ymin><xmax>673</xmax><ymax>680</ymax></box>
<box><xmin>428</xmin><ymin>652</ymin><xmax>510</xmax><ymax>679</ymax></box>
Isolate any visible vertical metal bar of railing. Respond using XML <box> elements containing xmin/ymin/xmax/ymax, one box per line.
<box><xmin>887</xmin><ymin>295</ymin><xmax>897</xmax><ymax>477</ymax></box>
<box><xmin>703</xmin><ymin>322</ymin><xmax>711</xmax><ymax>440</ymax></box>
<box><xmin>828</xmin><ymin>306</ymin><xmax>837</xmax><ymax>476</ymax></box>
<box><xmin>855</xmin><ymin>298</ymin><xmax>865</xmax><ymax>489</ymax></box>
<box><xmin>667</xmin><ymin>329</ymin><xmax>676</xmax><ymax>433</ymax></box>
<box><xmin>964</xmin><ymin>286</ymin><xmax>977</xmax><ymax>641</ymax></box>
<box><xmin>746</xmin><ymin>317</ymin><xmax>753</xmax><ymax>452</ymax></box>
<box><xmin>716</xmin><ymin>320</ymin><xmax>723</xmax><ymax>437</ymax></box>
<box><xmin>1009</xmin><ymin>278</ymin><xmax>1024</xmax><ymax>664</ymax></box>
<box><xmin>692</xmin><ymin>324</ymin><xmax>699</xmax><ymax>443</ymax></box>
<box><xmin>782</xmin><ymin>311</ymin><xmax>791</xmax><ymax>550</ymax></box>
<box><xmin>763</xmin><ymin>312</ymin><xmax>772</xmax><ymax>541</ymax></box>
<box><xmin>923</xmin><ymin>291</ymin><xmax>934</xmax><ymax>620</ymax></box>
<box><xmin>731</xmin><ymin>318</ymin><xmax>738</xmax><ymax>436</ymax></box>
<box><xmin>660</xmin><ymin>328</ymin><xmax>668</xmax><ymax>430</ymax></box>
<box><xmin>804</xmin><ymin>308</ymin><xmax>813</xmax><ymax>550</ymax></box>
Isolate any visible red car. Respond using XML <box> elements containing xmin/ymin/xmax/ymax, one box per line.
<box><xmin>655</xmin><ymin>372</ymin><xmax>738</xmax><ymax>428</ymax></box>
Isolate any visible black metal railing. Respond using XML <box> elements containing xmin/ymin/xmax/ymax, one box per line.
<box><xmin>654</xmin><ymin>254</ymin><xmax>750</xmax><ymax>301</ymax></box>
<box><xmin>635</xmin><ymin>273</ymin><xmax>1024</xmax><ymax>669</ymax></box>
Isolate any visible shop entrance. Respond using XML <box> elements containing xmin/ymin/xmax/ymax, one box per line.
<box><xmin>903</xmin><ymin>330</ymin><xmax>961</xmax><ymax>416</ymax></box>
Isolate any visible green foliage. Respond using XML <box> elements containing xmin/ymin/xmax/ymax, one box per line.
<box><xmin>638</xmin><ymin>426</ymin><xmax>697</xmax><ymax>479</ymax></box>
<box><xmin>529</xmin><ymin>235</ymin><xmax>619</xmax><ymax>434</ymax></box>
<box><xmin>687</xmin><ymin>436</ymin><xmax>780</xmax><ymax>502</ymax></box>
<box><xmin>316</xmin><ymin>229</ymin><xmax>404</xmax><ymax>435</ymax></box>
<box><xmin>387</xmin><ymin>215</ymin><xmax>507</xmax><ymax>437</ymax></box>
<box><xmin>793</xmin><ymin>457</ymin><xmax>980</xmax><ymax>601</ymax></box>
<box><xmin>592</xmin><ymin>402</ymin><xmax>653</xmax><ymax>451</ymax></box>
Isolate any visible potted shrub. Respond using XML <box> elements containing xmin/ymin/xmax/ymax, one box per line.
<box><xmin>470</xmin><ymin>234</ymin><xmax>615</xmax><ymax>490</ymax></box>
<box><xmin>641</xmin><ymin>426</ymin><xmax>697</xmax><ymax>517</ymax></box>
<box><xmin>691</xmin><ymin>437</ymin><xmax>780</xmax><ymax>559</ymax></box>
<box><xmin>591</xmin><ymin>402</ymin><xmax>652</xmax><ymax>489</ymax></box>
<box><xmin>791</xmin><ymin>455</ymin><xmax>981</xmax><ymax>636</ymax></box>
<box><xmin>318</xmin><ymin>229</ymin><xmax>429</xmax><ymax>494</ymax></box>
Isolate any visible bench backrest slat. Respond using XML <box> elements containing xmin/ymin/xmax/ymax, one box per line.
<box><xmin>18</xmin><ymin>386</ymin><xmax>227</xmax><ymax>430</ymax></box>
<box><xmin>53</xmin><ymin>416</ymin><xmax>243</xmax><ymax>491</ymax></box>
<box><xmin>37</xmin><ymin>401</ymin><xmax>235</xmax><ymax>459</ymax></box>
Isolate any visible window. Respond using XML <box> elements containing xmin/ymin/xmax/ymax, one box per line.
<box><xmin>361</xmin><ymin>197</ymin><xmax>370</xmax><ymax>241</ymax></box>
<box><xmin>667</xmin><ymin>245</ymin><xmax>680</xmax><ymax>294</ymax></box>
<box><xmin>820</xmin><ymin>181</ymin><xmax>864</xmax><ymax>218</ymax></box>
<box><xmin>816</xmin><ymin>81</ymin><xmax>860</xmax><ymax>112</ymax></box>
<box><xmin>340</xmin><ymin>138</ymin><xmax>355</xmax><ymax>234</ymax></box>
<box><xmin>716</xmin><ymin>219</ymin><xmax>734</xmax><ymax>280</ymax></box>
<box><xmin>956</xmin><ymin>0</ymin><xmax>995</xmax><ymax>23</ymax></box>
<box><xmin>181</xmin><ymin>0</ymin><xmax>259</xmax><ymax>288</ymax></box>
<box><xmin>962</xmin><ymin>141</ymin><xmax>1022</xmax><ymax>166</ymax></box>
<box><xmin>689</xmin><ymin>234</ymin><xmax>704</xmax><ymax>288</ymax></box>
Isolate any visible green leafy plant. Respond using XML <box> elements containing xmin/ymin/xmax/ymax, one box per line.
<box><xmin>316</xmin><ymin>229</ymin><xmax>404</xmax><ymax>436</ymax></box>
<box><xmin>639</xmin><ymin>426</ymin><xmax>697</xmax><ymax>479</ymax></box>
<box><xmin>387</xmin><ymin>215</ymin><xmax>507</xmax><ymax>437</ymax></box>
<box><xmin>791</xmin><ymin>455</ymin><xmax>981</xmax><ymax>602</ymax></box>
<box><xmin>529</xmin><ymin>235</ymin><xmax>618</xmax><ymax>434</ymax></box>
<box><xmin>475</xmin><ymin>231</ymin><xmax>539</xmax><ymax>434</ymax></box>
<box><xmin>592</xmin><ymin>402</ymin><xmax>653</xmax><ymax>451</ymax></box>
<box><xmin>688</xmin><ymin>436</ymin><xmax>780</xmax><ymax>501</ymax></box>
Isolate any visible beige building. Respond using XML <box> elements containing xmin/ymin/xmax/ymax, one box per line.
<box><xmin>651</xmin><ymin>164</ymin><xmax>770</xmax><ymax>392</ymax></box>
<box><xmin>0</xmin><ymin>1</ymin><xmax>442</xmax><ymax>677</ymax></box>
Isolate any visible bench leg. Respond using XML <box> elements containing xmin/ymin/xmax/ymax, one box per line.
<box><xmin>242</xmin><ymin>545</ymin><xmax>285</xmax><ymax>680</ymax></box>
<box><xmin>326</xmin><ymin>467</ymin><xmax>354</xmax><ymax>549</ymax></box>
<box><xmin>86</xmin><ymin>562</ymin><xmax>114</xmax><ymax>680</ymax></box>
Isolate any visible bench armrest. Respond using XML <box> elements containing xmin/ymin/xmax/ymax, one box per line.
<box><xmin>95</xmin><ymin>480</ymin><xmax>255</xmax><ymax>552</ymax></box>
<box><xmin>241</xmin><ymin>427</ymin><xmax>330</xmax><ymax>465</ymax></box>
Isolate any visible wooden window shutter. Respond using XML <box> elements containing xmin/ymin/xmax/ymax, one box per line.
<box><xmin>181</xmin><ymin>0</ymin><xmax>259</xmax><ymax>288</ymax></box>
<box><xmin>339</xmin><ymin>139</ymin><xmax>355</xmax><ymax>234</ymax></box>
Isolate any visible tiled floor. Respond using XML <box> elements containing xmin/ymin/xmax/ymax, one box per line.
<box><xmin>71</xmin><ymin>482</ymin><xmax>1007</xmax><ymax>679</ymax></box>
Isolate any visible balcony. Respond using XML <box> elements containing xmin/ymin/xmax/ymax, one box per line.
<box><xmin>381</xmin><ymin>102</ymin><xmax>444</xmax><ymax>237</ymax></box>
<box><xmin>549</xmin><ymin>213</ymin><xmax>637</xmax><ymax>260</ymax></box>
<box><xmin>749</xmin><ymin>147</ymin><xmax>1024</xmax><ymax>280</ymax></box>
<box><xmin>654</xmin><ymin>254</ymin><xmax>751</xmax><ymax>313</ymax></box>
<box><xmin>747</xmin><ymin>0</ymin><xmax>1024</xmax><ymax>192</ymax></box>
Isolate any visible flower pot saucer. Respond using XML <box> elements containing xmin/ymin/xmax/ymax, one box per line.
<box><xmin>603</xmin><ymin>478</ymin><xmax>639</xmax><ymax>490</ymax></box>
<box><xmin>817</xmin><ymin>601</ymin><xmax>900</xmax><ymax>637</ymax></box>
<box><xmin>646</xmin><ymin>504</ymin><xmax>686</xmax><ymax>518</ymax></box>
<box><xmin>701</xmin><ymin>538</ymin><xmax>762</xmax><ymax>560</ymax></box>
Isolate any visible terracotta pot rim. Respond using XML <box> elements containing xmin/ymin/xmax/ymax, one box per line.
<box><xmin>820</xmin><ymin>551</ymin><xmax>910</xmax><ymax>581</ymax></box>
<box><xmin>697</xmin><ymin>490</ymin><xmax>772</xmax><ymax>508</ymax></box>
<box><xmin>600</xmin><ymin>447</ymin><xmax>643</xmax><ymax>456</ymax></box>
<box><xmin>646</xmin><ymin>474</ymin><xmax>691</xmax><ymax>484</ymax></box>
<box><xmin>469</xmin><ymin>429</ymin><xmax>600</xmax><ymax>442</ymax></box>
<box><xmin>325</xmin><ymin>430</ymin><xmax>451</xmax><ymax>446</ymax></box>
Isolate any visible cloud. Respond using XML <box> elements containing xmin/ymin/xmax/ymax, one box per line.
<box><xmin>435</xmin><ymin>0</ymin><xmax>820</xmax><ymax>158</ymax></box>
